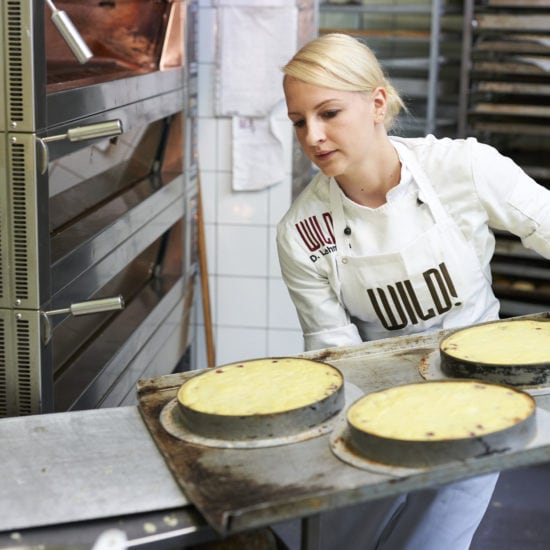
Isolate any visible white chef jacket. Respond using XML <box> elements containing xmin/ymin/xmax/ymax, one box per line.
<box><xmin>277</xmin><ymin>135</ymin><xmax>550</xmax><ymax>351</ymax></box>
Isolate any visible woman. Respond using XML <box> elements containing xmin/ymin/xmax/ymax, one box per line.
<box><xmin>276</xmin><ymin>33</ymin><xmax>550</xmax><ymax>549</ymax></box>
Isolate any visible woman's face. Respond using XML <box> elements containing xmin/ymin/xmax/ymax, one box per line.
<box><xmin>284</xmin><ymin>76</ymin><xmax>387</xmax><ymax>181</ymax></box>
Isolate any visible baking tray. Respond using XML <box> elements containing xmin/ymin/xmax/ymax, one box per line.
<box><xmin>137</xmin><ymin>313</ymin><xmax>550</xmax><ymax>536</ymax></box>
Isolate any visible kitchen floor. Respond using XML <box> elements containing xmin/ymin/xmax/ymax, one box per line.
<box><xmin>273</xmin><ymin>462</ymin><xmax>550</xmax><ymax>549</ymax></box>
<box><xmin>470</xmin><ymin>462</ymin><xmax>550</xmax><ymax>549</ymax></box>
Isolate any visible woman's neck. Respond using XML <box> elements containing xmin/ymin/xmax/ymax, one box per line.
<box><xmin>336</xmin><ymin>139</ymin><xmax>401</xmax><ymax>208</ymax></box>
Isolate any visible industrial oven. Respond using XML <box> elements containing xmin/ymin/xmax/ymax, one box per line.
<box><xmin>0</xmin><ymin>0</ymin><xmax>199</xmax><ymax>417</ymax></box>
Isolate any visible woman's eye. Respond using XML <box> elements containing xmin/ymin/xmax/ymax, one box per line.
<box><xmin>293</xmin><ymin>119</ymin><xmax>305</xmax><ymax>129</ymax></box>
<box><xmin>322</xmin><ymin>110</ymin><xmax>339</xmax><ymax>120</ymax></box>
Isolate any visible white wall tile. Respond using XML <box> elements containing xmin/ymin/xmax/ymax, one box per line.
<box><xmin>217</xmin><ymin>172</ymin><xmax>269</xmax><ymax>225</ymax></box>
<box><xmin>216</xmin><ymin>327</ymin><xmax>268</xmax><ymax>365</ymax></box>
<box><xmin>203</xmin><ymin>221</ymin><xmax>218</xmax><ymax>276</ymax></box>
<box><xmin>217</xmin><ymin>224</ymin><xmax>268</xmax><ymax>277</ymax></box>
<box><xmin>197</xmin><ymin>62</ymin><xmax>216</xmax><ymax>118</ymax></box>
<box><xmin>267</xmin><ymin>329</ymin><xmax>304</xmax><ymax>357</ymax></box>
<box><xmin>198</xmin><ymin>118</ymin><xmax>217</xmax><ymax>170</ymax></box>
<box><xmin>268</xmin><ymin>277</ymin><xmax>301</xmax><ymax>330</ymax></box>
<box><xmin>217</xmin><ymin>276</ymin><xmax>267</xmax><ymax>327</ymax></box>
<box><xmin>199</xmin><ymin>170</ymin><xmax>217</xmax><ymax>223</ymax></box>
<box><xmin>216</xmin><ymin>118</ymin><xmax>233</xmax><ymax>171</ymax></box>
<box><xmin>208</xmin><ymin>274</ymin><xmax>217</xmax><ymax>325</ymax></box>
<box><xmin>193</xmin><ymin>272</ymin><xmax>217</xmax><ymax>328</ymax></box>
<box><xmin>268</xmin><ymin>178</ymin><xmax>292</xmax><ymax>226</ymax></box>
<box><xmin>198</xmin><ymin>7</ymin><xmax>216</xmax><ymax>64</ymax></box>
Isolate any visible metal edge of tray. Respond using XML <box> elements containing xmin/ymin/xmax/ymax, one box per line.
<box><xmin>137</xmin><ymin>312</ymin><xmax>550</xmax><ymax>535</ymax></box>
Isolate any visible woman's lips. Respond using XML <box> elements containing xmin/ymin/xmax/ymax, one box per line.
<box><xmin>314</xmin><ymin>150</ymin><xmax>336</xmax><ymax>162</ymax></box>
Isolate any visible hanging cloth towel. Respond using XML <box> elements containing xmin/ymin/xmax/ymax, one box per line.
<box><xmin>232</xmin><ymin>99</ymin><xmax>289</xmax><ymax>191</ymax></box>
<box><xmin>215</xmin><ymin>2</ymin><xmax>297</xmax><ymax>117</ymax></box>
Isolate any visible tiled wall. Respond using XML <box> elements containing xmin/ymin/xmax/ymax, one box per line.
<box><xmin>191</xmin><ymin>2</ymin><xmax>304</xmax><ymax>369</ymax></box>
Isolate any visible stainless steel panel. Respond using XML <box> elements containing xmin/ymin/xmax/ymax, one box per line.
<box><xmin>0</xmin><ymin>133</ymin><xmax>8</xmax><ymax>306</ymax></box>
<box><xmin>0</xmin><ymin>507</ymin><xmax>214</xmax><ymax>550</ymax></box>
<box><xmin>0</xmin><ymin>0</ymin><xmax>194</xmax><ymax>417</ymax></box>
<box><xmin>0</xmin><ymin>4</ymin><xmax>5</xmax><ymax>133</ymax></box>
<box><xmin>55</xmin><ymin>275</ymin><xmax>188</xmax><ymax>411</ymax></box>
<box><xmin>0</xmin><ymin>308</ymin><xmax>49</xmax><ymax>416</ymax></box>
<box><xmin>98</xmin><ymin>278</ymin><xmax>192</xmax><ymax>409</ymax></box>
<box><xmin>46</xmin><ymin>68</ymin><xmax>185</xmax><ymax>131</ymax></box>
<box><xmin>50</xmin><ymin>174</ymin><xmax>184</xmax><ymax>296</ymax></box>
<box><xmin>1</xmin><ymin>0</ymin><xmax>37</xmax><ymax>133</ymax></box>
<box><xmin>43</xmin><ymin>87</ymin><xmax>186</xmax><ymax>162</ymax></box>
<box><xmin>3</xmin><ymin>133</ymin><xmax>44</xmax><ymax>310</ymax></box>
<box><xmin>0</xmin><ymin>406</ymin><xmax>188</xmax><ymax>532</ymax></box>
<box><xmin>49</xmin><ymin>183</ymin><xmax>184</xmax><ymax>316</ymax></box>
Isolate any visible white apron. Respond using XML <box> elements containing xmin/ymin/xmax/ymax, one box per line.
<box><xmin>300</xmin><ymin>145</ymin><xmax>499</xmax><ymax>549</ymax></box>
<box><xmin>328</xmin><ymin>144</ymin><xmax>500</xmax><ymax>341</ymax></box>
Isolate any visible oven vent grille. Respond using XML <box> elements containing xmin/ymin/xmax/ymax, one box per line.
<box><xmin>15</xmin><ymin>316</ymin><xmax>33</xmax><ymax>414</ymax></box>
<box><xmin>10</xmin><ymin>140</ymin><xmax>30</xmax><ymax>302</ymax></box>
<box><xmin>0</xmin><ymin>197</ymin><xmax>4</xmax><ymax>303</ymax></box>
<box><xmin>0</xmin><ymin>317</ymin><xmax>6</xmax><ymax>417</ymax></box>
<box><xmin>6</xmin><ymin>1</ymin><xmax>25</xmax><ymax>126</ymax></box>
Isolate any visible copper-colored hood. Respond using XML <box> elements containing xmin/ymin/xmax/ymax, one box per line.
<box><xmin>45</xmin><ymin>0</ymin><xmax>184</xmax><ymax>91</ymax></box>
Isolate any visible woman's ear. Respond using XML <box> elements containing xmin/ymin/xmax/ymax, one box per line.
<box><xmin>373</xmin><ymin>86</ymin><xmax>388</xmax><ymax>124</ymax></box>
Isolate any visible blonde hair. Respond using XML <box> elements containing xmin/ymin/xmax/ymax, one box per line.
<box><xmin>283</xmin><ymin>33</ymin><xmax>405</xmax><ymax>131</ymax></box>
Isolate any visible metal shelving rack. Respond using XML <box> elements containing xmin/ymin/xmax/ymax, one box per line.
<box><xmin>458</xmin><ymin>0</ymin><xmax>550</xmax><ymax>317</ymax></box>
<box><xmin>319</xmin><ymin>0</ymin><xmax>465</xmax><ymax>137</ymax></box>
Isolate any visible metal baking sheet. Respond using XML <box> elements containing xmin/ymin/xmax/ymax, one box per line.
<box><xmin>0</xmin><ymin>406</ymin><xmax>188</xmax><ymax>532</ymax></box>
<box><xmin>137</xmin><ymin>313</ymin><xmax>550</xmax><ymax>536</ymax></box>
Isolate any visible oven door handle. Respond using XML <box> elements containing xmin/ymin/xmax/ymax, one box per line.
<box><xmin>36</xmin><ymin>120</ymin><xmax>123</xmax><ymax>174</ymax></box>
<box><xmin>45</xmin><ymin>0</ymin><xmax>93</xmax><ymax>64</ymax></box>
<box><xmin>41</xmin><ymin>296</ymin><xmax>125</xmax><ymax>345</ymax></box>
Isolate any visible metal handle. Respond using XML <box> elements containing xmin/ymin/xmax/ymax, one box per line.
<box><xmin>65</xmin><ymin>120</ymin><xmax>124</xmax><ymax>142</ymax></box>
<box><xmin>45</xmin><ymin>296</ymin><xmax>125</xmax><ymax>318</ymax></box>
<box><xmin>37</xmin><ymin>120</ymin><xmax>123</xmax><ymax>174</ymax></box>
<box><xmin>46</xmin><ymin>0</ymin><xmax>93</xmax><ymax>64</ymax></box>
<box><xmin>41</xmin><ymin>296</ymin><xmax>125</xmax><ymax>344</ymax></box>
<box><xmin>42</xmin><ymin>120</ymin><xmax>123</xmax><ymax>144</ymax></box>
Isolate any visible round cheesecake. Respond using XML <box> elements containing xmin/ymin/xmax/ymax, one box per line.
<box><xmin>177</xmin><ymin>357</ymin><xmax>345</xmax><ymax>440</ymax></box>
<box><xmin>346</xmin><ymin>380</ymin><xmax>536</xmax><ymax>467</ymax></box>
<box><xmin>440</xmin><ymin>319</ymin><xmax>550</xmax><ymax>386</ymax></box>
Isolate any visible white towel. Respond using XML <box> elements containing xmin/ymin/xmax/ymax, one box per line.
<box><xmin>232</xmin><ymin>99</ymin><xmax>290</xmax><ymax>191</ymax></box>
<box><xmin>215</xmin><ymin>3</ymin><xmax>297</xmax><ymax>117</ymax></box>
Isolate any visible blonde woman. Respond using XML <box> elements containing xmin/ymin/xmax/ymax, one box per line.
<box><xmin>276</xmin><ymin>33</ymin><xmax>550</xmax><ymax>549</ymax></box>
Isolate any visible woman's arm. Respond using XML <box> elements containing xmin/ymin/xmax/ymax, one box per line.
<box><xmin>276</xmin><ymin>223</ymin><xmax>362</xmax><ymax>351</ymax></box>
<box><xmin>471</xmin><ymin>141</ymin><xmax>550</xmax><ymax>259</ymax></box>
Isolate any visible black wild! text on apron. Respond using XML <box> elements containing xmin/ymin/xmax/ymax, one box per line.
<box><xmin>367</xmin><ymin>262</ymin><xmax>461</xmax><ymax>330</ymax></box>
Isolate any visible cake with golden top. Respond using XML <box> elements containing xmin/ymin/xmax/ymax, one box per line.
<box><xmin>439</xmin><ymin>319</ymin><xmax>550</xmax><ymax>386</ymax></box>
<box><xmin>177</xmin><ymin>357</ymin><xmax>344</xmax><ymax>440</ymax></box>
<box><xmin>346</xmin><ymin>380</ymin><xmax>536</xmax><ymax>467</ymax></box>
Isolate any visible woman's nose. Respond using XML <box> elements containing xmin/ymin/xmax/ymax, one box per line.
<box><xmin>305</xmin><ymin>121</ymin><xmax>326</xmax><ymax>146</ymax></box>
